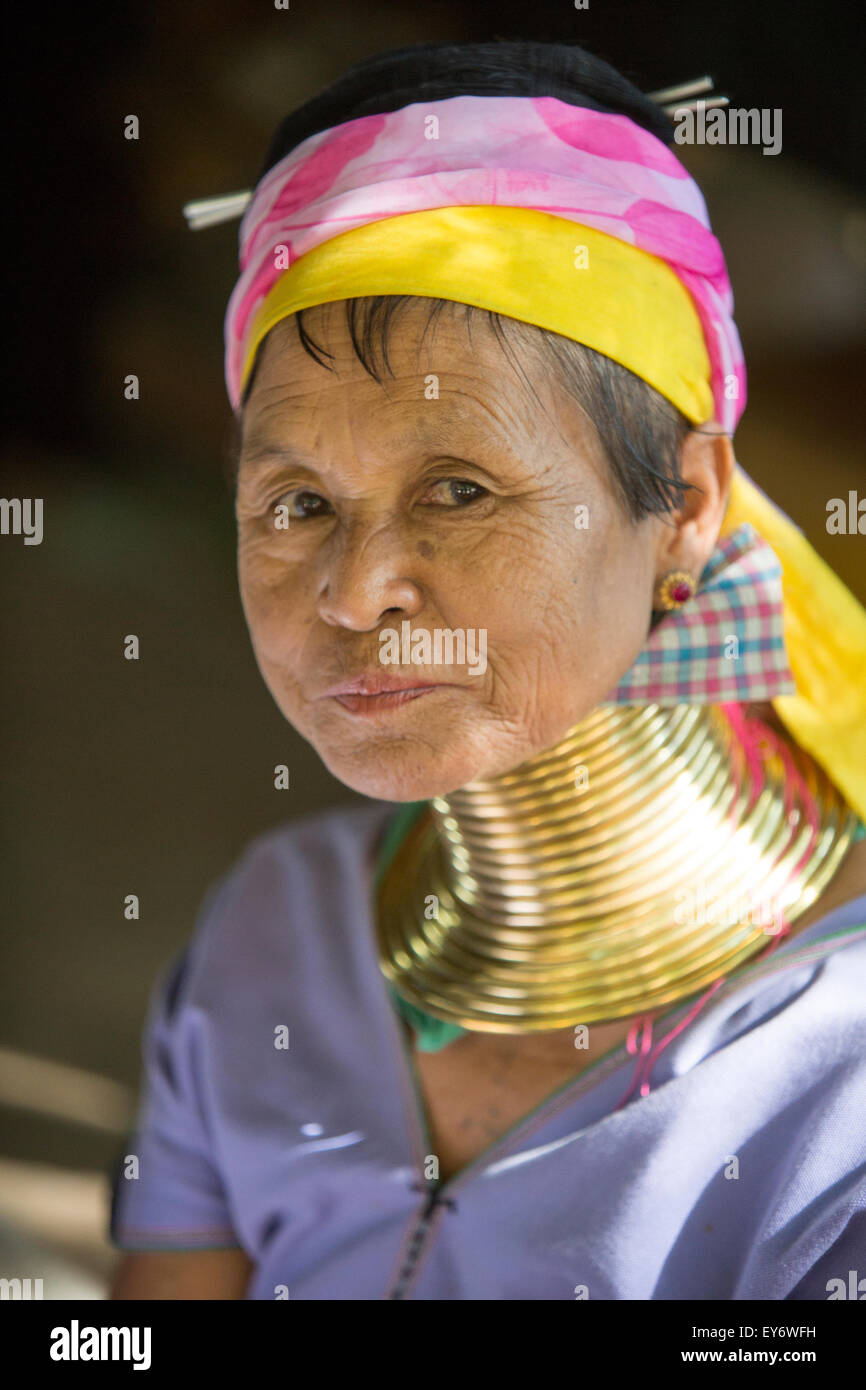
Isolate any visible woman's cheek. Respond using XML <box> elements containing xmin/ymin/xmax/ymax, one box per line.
<box><xmin>239</xmin><ymin>533</ymin><xmax>303</xmax><ymax>643</ymax></box>
<box><xmin>240</xmin><ymin>516</ymin><xmax>301</xmax><ymax>582</ymax></box>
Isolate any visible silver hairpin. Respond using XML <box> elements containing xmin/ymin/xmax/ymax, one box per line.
<box><xmin>660</xmin><ymin>95</ymin><xmax>730</xmax><ymax>115</ymax></box>
<box><xmin>647</xmin><ymin>76</ymin><xmax>715</xmax><ymax>104</ymax></box>
<box><xmin>648</xmin><ymin>76</ymin><xmax>730</xmax><ymax>117</ymax></box>
<box><xmin>182</xmin><ymin>191</ymin><xmax>252</xmax><ymax>230</ymax></box>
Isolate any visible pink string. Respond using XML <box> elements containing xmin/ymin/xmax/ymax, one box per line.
<box><xmin>759</xmin><ymin>720</ymin><xmax>821</xmax><ymax>869</ymax></box>
<box><xmin>613</xmin><ymin>977</ymin><xmax>727</xmax><ymax>1110</ymax></box>
<box><xmin>735</xmin><ymin>706</ymin><xmax>820</xmax><ymax>938</ymax></box>
<box><xmin>719</xmin><ymin>701</ymin><xmax>765</xmax><ymax>820</ymax></box>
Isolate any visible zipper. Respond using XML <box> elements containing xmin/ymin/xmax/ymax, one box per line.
<box><xmin>385</xmin><ymin>1182</ymin><xmax>456</xmax><ymax>1300</ymax></box>
<box><xmin>379</xmin><ymin>968</ymin><xmax>457</xmax><ymax>1298</ymax></box>
<box><xmin>370</xmin><ymin>808</ymin><xmax>455</xmax><ymax>1297</ymax></box>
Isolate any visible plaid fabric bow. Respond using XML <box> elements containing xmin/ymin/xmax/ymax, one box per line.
<box><xmin>605</xmin><ymin>521</ymin><xmax>797</xmax><ymax>705</ymax></box>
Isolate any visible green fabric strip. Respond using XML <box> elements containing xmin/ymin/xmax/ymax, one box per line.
<box><xmin>373</xmin><ymin>800</ymin><xmax>430</xmax><ymax>889</ymax></box>
<box><xmin>375</xmin><ymin>801</ymin><xmax>468</xmax><ymax>1052</ymax></box>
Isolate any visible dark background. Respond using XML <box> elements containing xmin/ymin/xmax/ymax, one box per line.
<box><xmin>1</xmin><ymin>0</ymin><xmax>864</xmax><ymax>1294</ymax></box>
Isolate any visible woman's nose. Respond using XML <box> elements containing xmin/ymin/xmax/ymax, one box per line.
<box><xmin>316</xmin><ymin>519</ymin><xmax>425</xmax><ymax>631</ymax></box>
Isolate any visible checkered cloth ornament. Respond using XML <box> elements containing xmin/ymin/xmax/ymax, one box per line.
<box><xmin>604</xmin><ymin>522</ymin><xmax>797</xmax><ymax>705</ymax></box>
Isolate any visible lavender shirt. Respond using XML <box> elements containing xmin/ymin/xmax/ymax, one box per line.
<box><xmin>109</xmin><ymin>802</ymin><xmax>866</xmax><ymax>1300</ymax></box>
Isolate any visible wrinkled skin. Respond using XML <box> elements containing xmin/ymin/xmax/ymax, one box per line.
<box><xmin>236</xmin><ymin>298</ymin><xmax>734</xmax><ymax>802</ymax></box>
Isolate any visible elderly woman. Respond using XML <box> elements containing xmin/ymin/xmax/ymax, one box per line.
<box><xmin>108</xmin><ymin>39</ymin><xmax>866</xmax><ymax>1300</ymax></box>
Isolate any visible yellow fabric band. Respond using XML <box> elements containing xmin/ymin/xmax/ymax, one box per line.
<box><xmin>722</xmin><ymin>467</ymin><xmax>866</xmax><ymax>823</ymax></box>
<box><xmin>240</xmin><ymin>205</ymin><xmax>715</xmax><ymax>424</ymax></box>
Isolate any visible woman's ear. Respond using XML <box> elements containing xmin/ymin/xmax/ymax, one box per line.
<box><xmin>652</xmin><ymin>424</ymin><xmax>736</xmax><ymax>581</ymax></box>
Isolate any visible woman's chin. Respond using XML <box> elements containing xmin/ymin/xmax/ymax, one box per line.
<box><xmin>315</xmin><ymin>739</ymin><xmax>488</xmax><ymax>803</ymax></box>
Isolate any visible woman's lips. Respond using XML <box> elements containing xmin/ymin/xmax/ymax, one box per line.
<box><xmin>317</xmin><ymin>672</ymin><xmax>465</xmax><ymax>717</ymax></box>
<box><xmin>332</xmin><ymin>686</ymin><xmax>448</xmax><ymax>716</ymax></box>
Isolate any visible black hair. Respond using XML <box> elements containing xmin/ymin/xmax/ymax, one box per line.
<box><xmin>256</xmin><ymin>38</ymin><xmax>674</xmax><ymax>179</ymax></box>
<box><xmin>240</xmin><ymin>39</ymin><xmax>699</xmax><ymax>526</ymax></box>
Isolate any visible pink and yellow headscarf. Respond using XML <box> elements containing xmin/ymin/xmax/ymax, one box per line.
<box><xmin>216</xmin><ymin>93</ymin><xmax>866</xmax><ymax>820</ymax></box>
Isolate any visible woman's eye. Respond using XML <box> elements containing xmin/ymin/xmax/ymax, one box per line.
<box><xmin>274</xmin><ymin>490</ymin><xmax>333</xmax><ymax>519</ymax></box>
<box><xmin>264</xmin><ymin>479</ymin><xmax>487</xmax><ymax>521</ymax></box>
<box><xmin>427</xmin><ymin>478</ymin><xmax>489</xmax><ymax>507</ymax></box>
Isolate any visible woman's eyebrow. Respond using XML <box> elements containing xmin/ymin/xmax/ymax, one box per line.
<box><xmin>236</xmin><ymin>420</ymin><xmax>530</xmax><ymax>483</ymax></box>
<box><xmin>237</xmin><ymin>439</ymin><xmax>314</xmax><ymax>475</ymax></box>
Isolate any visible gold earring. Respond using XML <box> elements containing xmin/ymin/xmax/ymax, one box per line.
<box><xmin>653</xmin><ymin>570</ymin><xmax>695</xmax><ymax>611</ymax></box>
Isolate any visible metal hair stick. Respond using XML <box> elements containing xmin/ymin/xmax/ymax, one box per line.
<box><xmin>661</xmin><ymin>95</ymin><xmax>730</xmax><ymax>115</ymax></box>
<box><xmin>647</xmin><ymin>76</ymin><xmax>715</xmax><ymax>104</ymax></box>
<box><xmin>183</xmin><ymin>191</ymin><xmax>252</xmax><ymax>230</ymax></box>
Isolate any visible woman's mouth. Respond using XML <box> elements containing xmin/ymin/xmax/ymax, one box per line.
<box><xmin>332</xmin><ymin>686</ymin><xmax>446</xmax><ymax>716</ymax></box>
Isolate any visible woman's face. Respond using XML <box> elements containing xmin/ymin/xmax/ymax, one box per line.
<box><xmin>236</xmin><ymin>299</ymin><xmax>708</xmax><ymax>801</ymax></box>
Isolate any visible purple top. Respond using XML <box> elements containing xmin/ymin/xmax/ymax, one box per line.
<box><xmin>109</xmin><ymin>801</ymin><xmax>866</xmax><ymax>1299</ymax></box>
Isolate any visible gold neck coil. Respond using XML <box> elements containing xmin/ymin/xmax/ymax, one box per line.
<box><xmin>376</xmin><ymin>703</ymin><xmax>858</xmax><ymax>1033</ymax></box>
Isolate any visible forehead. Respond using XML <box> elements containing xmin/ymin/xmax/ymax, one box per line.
<box><xmin>244</xmin><ymin>298</ymin><xmax>549</xmax><ymax>413</ymax></box>
<box><xmin>237</xmin><ymin>297</ymin><xmax>602</xmax><ymax>472</ymax></box>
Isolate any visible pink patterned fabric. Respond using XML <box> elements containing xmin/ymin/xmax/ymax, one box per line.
<box><xmin>225</xmin><ymin>95</ymin><xmax>746</xmax><ymax>425</ymax></box>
